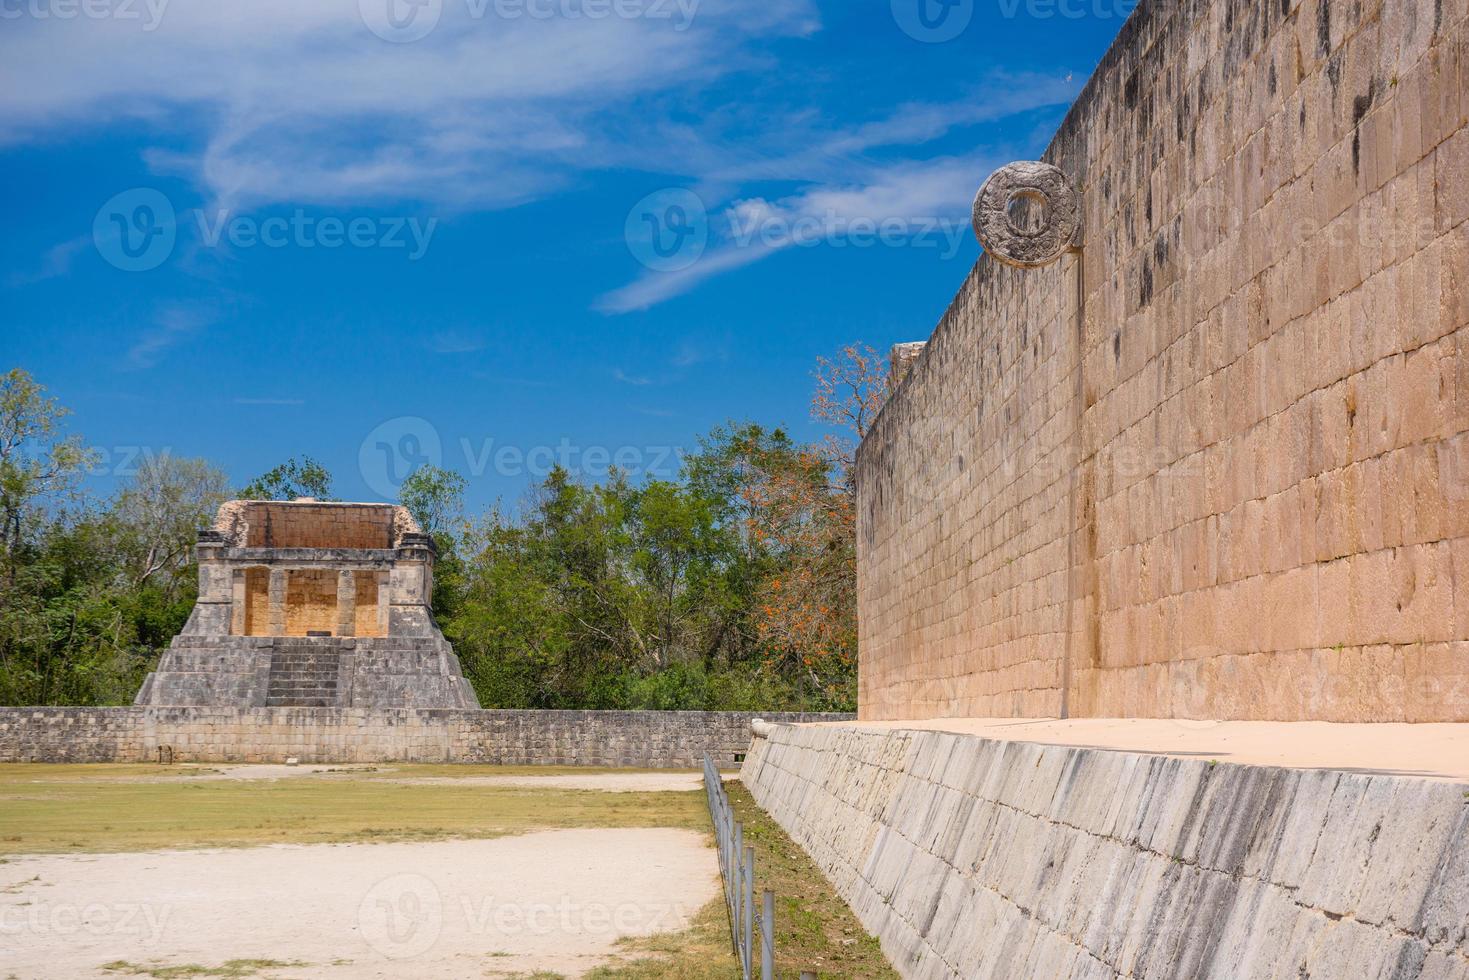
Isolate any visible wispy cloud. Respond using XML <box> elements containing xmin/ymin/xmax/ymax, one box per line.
<box><xmin>124</xmin><ymin>303</ymin><xmax>214</xmax><ymax>370</ymax></box>
<box><xmin>0</xmin><ymin>0</ymin><xmax>820</xmax><ymax>212</ymax></box>
<box><xmin>613</xmin><ymin>367</ymin><xmax>654</xmax><ymax>386</ymax></box>
<box><xmin>597</xmin><ymin>242</ymin><xmax>777</xmax><ymax>313</ymax></box>
<box><xmin>426</xmin><ymin>329</ymin><xmax>487</xmax><ymax>354</ymax></box>
<box><xmin>0</xmin><ymin>9</ymin><xmax>1080</xmax><ymax>311</ymax></box>
<box><xmin>670</xmin><ymin>339</ymin><xmax>727</xmax><ymax>368</ymax></box>
<box><xmin>8</xmin><ymin>235</ymin><xmax>90</xmax><ymax>286</ymax></box>
<box><xmin>596</xmin><ymin>152</ymin><xmax>1014</xmax><ymax>313</ymax></box>
<box><xmin>591</xmin><ymin>69</ymin><xmax>1081</xmax><ymax>313</ymax></box>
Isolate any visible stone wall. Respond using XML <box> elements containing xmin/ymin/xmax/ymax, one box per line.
<box><xmin>284</xmin><ymin>569</ymin><xmax>338</xmax><ymax>636</ymax></box>
<box><xmin>857</xmin><ymin>0</ymin><xmax>1469</xmax><ymax>721</ymax></box>
<box><xmin>0</xmin><ymin>708</ymin><xmax>851</xmax><ymax>768</ymax></box>
<box><xmin>239</xmin><ymin>501</ymin><xmax>399</xmax><ymax>549</ymax></box>
<box><xmin>741</xmin><ymin>722</ymin><xmax>1469</xmax><ymax>979</ymax></box>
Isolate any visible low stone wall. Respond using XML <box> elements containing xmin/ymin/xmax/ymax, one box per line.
<box><xmin>0</xmin><ymin>707</ymin><xmax>850</xmax><ymax>768</ymax></box>
<box><xmin>742</xmin><ymin>723</ymin><xmax>1469</xmax><ymax>979</ymax></box>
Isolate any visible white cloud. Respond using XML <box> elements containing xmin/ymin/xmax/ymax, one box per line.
<box><xmin>596</xmin><ymin>152</ymin><xmax>1011</xmax><ymax>313</ymax></box>
<box><xmin>124</xmin><ymin>303</ymin><xmax>214</xmax><ymax>370</ymax></box>
<box><xmin>426</xmin><ymin>329</ymin><xmax>487</xmax><ymax>354</ymax></box>
<box><xmin>596</xmin><ymin>239</ymin><xmax>777</xmax><ymax>313</ymax></box>
<box><xmin>0</xmin><ymin>3</ymin><xmax>1081</xmax><ymax>310</ymax></box>
<box><xmin>670</xmin><ymin>339</ymin><xmax>725</xmax><ymax>368</ymax></box>
<box><xmin>593</xmin><ymin>70</ymin><xmax>1082</xmax><ymax>313</ymax></box>
<box><xmin>612</xmin><ymin>367</ymin><xmax>653</xmax><ymax>386</ymax></box>
<box><xmin>8</xmin><ymin>236</ymin><xmax>90</xmax><ymax>286</ymax></box>
<box><xmin>0</xmin><ymin>0</ymin><xmax>820</xmax><ymax>210</ymax></box>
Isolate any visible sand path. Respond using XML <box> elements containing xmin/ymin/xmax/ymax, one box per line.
<box><xmin>0</xmin><ymin>828</ymin><xmax>718</xmax><ymax>979</ymax></box>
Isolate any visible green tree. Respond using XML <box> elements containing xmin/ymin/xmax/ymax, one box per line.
<box><xmin>238</xmin><ymin>456</ymin><xmax>334</xmax><ymax>501</ymax></box>
<box><xmin>399</xmin><ymin>465</ymin><xmax>467</xmax><ymax>537</ymax></box>
<box><xmin>0</xmin><ymin>345</ymin><xmax>870</xmax><ymax>713</ymax></box>
<box><xmin>399</xmin><ymin>465</ymin><xmax>469</xmax><ymax>622</ymax></box>
<box><xmin>0</xmin><ymin>369</ymin><xmax>95</xmax><ymax>578</ymax></box>
<box><xmin>113</xmin><ymin>454</ymin><xmax>230</xmax><ymax>594</ymax></box>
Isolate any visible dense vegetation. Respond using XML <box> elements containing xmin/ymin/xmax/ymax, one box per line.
<box><xmin>0</xmin><ymin>351</ymin><xmax>884</xmax><ymax>712</ymax></box>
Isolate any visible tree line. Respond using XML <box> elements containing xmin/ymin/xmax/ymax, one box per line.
<box><xmin>0</xmin><ymin>348</ymin><xmax>885</xmax><ymax>711</ymax></box>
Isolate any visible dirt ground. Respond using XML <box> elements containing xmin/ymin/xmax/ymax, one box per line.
<box><xmin>0</xmin><ymin>828</ymin><xmax>718</xmax><ymax>980</ymax></box>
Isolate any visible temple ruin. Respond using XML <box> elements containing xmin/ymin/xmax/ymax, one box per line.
<box><xmin>134</xmin><ymin>499</ymin><xmax>480</xmax><ymax>709</ymax></box>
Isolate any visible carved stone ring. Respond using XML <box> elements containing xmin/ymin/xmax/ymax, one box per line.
<box><xmin>971</xmin><ymin>161</ymin><xmax>1080</xmax><ymax>268</ymax></box>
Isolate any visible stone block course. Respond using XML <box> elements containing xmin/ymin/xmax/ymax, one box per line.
<box><xmin>742</xmin><ymin>723</ymin><xmax>1469</xmax><ymax>980</ymax></box>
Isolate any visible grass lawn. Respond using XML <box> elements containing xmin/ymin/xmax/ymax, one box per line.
<box><xmin>0</xmin><ymin>763</ymin><xmax>706</xmax><ymax>854</ymax></box>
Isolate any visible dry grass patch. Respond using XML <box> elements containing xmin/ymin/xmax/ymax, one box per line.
<box><xmin>0</xmin><ymin>763</ymin><xmax>706</xmax><ymax>854</ymax></box>
<box><xmin>100</xmin><ymin>960</ymin><xmax>305</xmax><ymax>978</ymax></box>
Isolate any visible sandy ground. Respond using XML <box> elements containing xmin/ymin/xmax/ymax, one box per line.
<box><xmin>822</xmin><ymin>717</ymin><xmax>1469</xmax><ymax>783</ymax></box>
<box><xmin>55</xmin><ymin>765</ymin><xmax>710</xmax><ymax>792</ymax></box>
<box><xmin>0</xmin><ymin>828</ymin><xmax>718</xmax><ymax>979</ymax></box>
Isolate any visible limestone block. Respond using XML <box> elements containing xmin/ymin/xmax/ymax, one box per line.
<box><xmin>741</xmin><ymin>726</ymin><xmax>1469</xmax><ymax>980</ymax></box>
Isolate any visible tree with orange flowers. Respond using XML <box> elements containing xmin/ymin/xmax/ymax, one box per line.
<box><xmin>743</xmin><ymin>344</ymin><xmax>887</xmax><ymax>703</ymax></box>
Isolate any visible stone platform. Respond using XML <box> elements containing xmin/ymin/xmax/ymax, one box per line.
<box><xmin>136</xmin><ymin>636</ymin><xmax>478</xmax><ymax>709</ymax></box>
<box><xmin>741</xmin><ymin>721</ymin><xmax>1469</xmax><ymax>979</ymax></box>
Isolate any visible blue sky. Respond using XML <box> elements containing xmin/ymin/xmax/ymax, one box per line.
<box><xmin>1</xmin><ymin>0</ymin><xmax>1130</xmax><ymax>511</ymax></box>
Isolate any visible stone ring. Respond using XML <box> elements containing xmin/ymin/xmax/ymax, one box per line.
<box><xmin>971</xmin><ymin>161</ymin><xmax>1080</xmax><ymax>268</ymax></box>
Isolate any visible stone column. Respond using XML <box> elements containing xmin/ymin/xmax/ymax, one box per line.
<box><xmin>388</xmin><ymin>533</ymin><xmax>437</xmax><ymax>637</ymax></box>
<box><xmin>335</xmin><ymin>569</ymin><xmax>357</xmax><ymax>637</ymax></box>
<box><xmin>377</xmin><ymin>571</ymin><xmax>391</xmax><ymax>637</ymax></box>
<box><xmin>267</xmin><ymin>568</ymin><xmax>288</xmax><ymax>637</ymax></box>
<box><xmin>230</xmin><ymin>570</ymin><xmax>247</xmax><ymax>636</ymax></box>
<box><xmin>184</xmin><ymin>530</ymin><xmax>234</xmax><ymax>636</ymax></box>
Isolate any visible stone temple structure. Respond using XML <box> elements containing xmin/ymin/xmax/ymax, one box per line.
<box><xmin>135</xmin><ymin>499</ymin><xmax>479</xmax><ymax>709</ymax></box>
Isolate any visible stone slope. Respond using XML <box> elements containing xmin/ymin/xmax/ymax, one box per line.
<box><xmin>742</xmin><ymin>723</ymin><xmax>1469</xmax><ymax>979</ymax></box>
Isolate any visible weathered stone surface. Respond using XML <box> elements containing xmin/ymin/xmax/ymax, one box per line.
<box><xmin>0</xmin><ymin>707</ymin><xmax>851</xmax><ymax>767</ymax></box>
<box><xmin>971</xmin><ymin>161</ymin><xmax>1080</xmax><ymax>268</ymax></box>
<box><xmin>136</xmin><ymin>500</ymin><xmax>477</xmax><ymax>710</ymax></box>
<box><xmin>858</xmin><ymin>0</ymin><xmax>1469</xmax><ymax>723</ymax></box>
<box><xmin>890</xmin><ymin>342</ymin><xmax>928</xmax><ymax>388</ymax></box>
<box><xmin>742</xmin><ymin>723</ymin><xmax>1469</xmax><ymax>980</ymax></box>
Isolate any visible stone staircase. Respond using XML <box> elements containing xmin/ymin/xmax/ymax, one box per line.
<box><xmin>264</xmin><ymin>645</ymin><xmax>343</xmax><ymax>708</ymax></box>
<box><xmin>137</xmin><ymin>635</ymin><xmax>480</xmax><ymax>709</ymax></box>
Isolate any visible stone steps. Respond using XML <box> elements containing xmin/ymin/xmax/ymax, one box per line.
<box><xmin>265</xmin><ymin>648</ymin><xmax>343</xmax><ymax>708</ymax></box>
